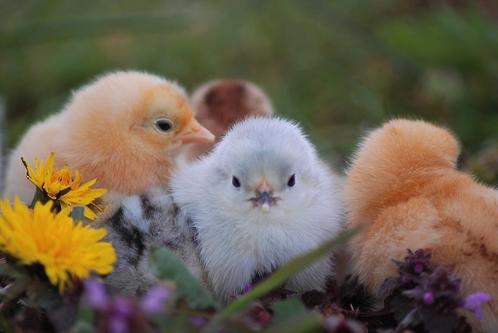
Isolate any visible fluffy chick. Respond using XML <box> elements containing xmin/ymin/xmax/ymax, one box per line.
<box><xmin>101</xmin><ymin>187</ymin><xmax>203</xmax><ymax>296</ymax></box>
<box><xmin>4</xmin><ymin>71</ymin><xmax>215</xmax><ymax>202</ymax></box>
<box><xmin>345</xmin><ymin>119</ymin><xmax>498</xmax><ymax>331</ymax></box>
<box><xmin>171</xmin><ymin>117</ymin><xmax>343</xmax><ymax>301</ymax></box>
<box><xmin>187</xmin><ymin>79</ymin><xmax>273</xmax><ymax>158</ymax></box>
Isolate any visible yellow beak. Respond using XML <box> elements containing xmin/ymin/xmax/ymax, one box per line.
<box><xmin>178</xmin><ymin>118</ymin><xmax>215</xmax><ymax>145</ymax></box>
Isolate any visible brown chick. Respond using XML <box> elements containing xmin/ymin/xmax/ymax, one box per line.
<box><xmin>187</xmin><ymin>79</ymin><xmax>273</xmax><ymax>159</ymax></box>
<box><xmin>4</xmin><ymin>71</ymin><xmax>215</xmax><ymax>203</ymax></box>
<box><xmin>345</xmin><ymin>119</ymin><xmax>498</xmax><ymax>331</ymax></box>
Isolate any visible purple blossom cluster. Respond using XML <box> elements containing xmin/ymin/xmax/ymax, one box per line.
<box><xmin>83</xmin><ymin>279</ymin><xmax>172</xmax><ymax>333</ymax></box>
<box><xmin>397</xmin><ymin>250</ymin><xmax>491</xmax><ymax>320</ymax></box>
<box><xmin>382</xmin><ymin>249</ymin><xmax>492</xmax><ymax>332</ymax></box>
<box><xmin>395</xmin><ymin>249</ymin><xmax>433</xmax><ymax>284</ymax></box>
<box><xmin>403</xmin><ymin>266</ymin><xmax>462</xmax><ymax>312</ymax></box>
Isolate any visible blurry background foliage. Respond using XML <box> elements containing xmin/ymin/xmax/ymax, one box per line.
<box><xmin>0</xmin><ymin>0</ymin><xmax>497</xmax><ymax>183</ymax></box>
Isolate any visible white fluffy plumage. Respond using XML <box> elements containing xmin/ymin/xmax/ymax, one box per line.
<box><xmin>171</xmin><ymin>117</ymin><xmax>343</xmax><ymax>301</ymax></box>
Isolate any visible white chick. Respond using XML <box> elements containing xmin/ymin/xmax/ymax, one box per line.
<box><xmin>171</xmin><ymin>117</ymin><xmax>343</xmax><ymax>301</ymax></box>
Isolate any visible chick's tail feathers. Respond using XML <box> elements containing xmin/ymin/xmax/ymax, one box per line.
<box><xmin>345</xmin><ymin>119</ymin><xmax>460</xmax><ymax>227</ymax></box>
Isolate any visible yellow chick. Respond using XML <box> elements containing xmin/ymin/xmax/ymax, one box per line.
<box><xmin>187</xmin><ymin>79</ymin><xmax>273</xmax><ymax>159</ymax></box>
<box><xmin>4</xmin><ymin>71</ymin><xmax>215</xmax><ymax>203</ymax></box>
<box><xmin>345</xmin><ymin>119</ymin><xmax>498</xmax><ymax>331</ymax></box>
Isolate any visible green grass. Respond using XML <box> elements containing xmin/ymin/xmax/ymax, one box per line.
<box><xmin>1</xmin><ymin>1</ymin><xmax>497</xmax><ymax>177</ymax></box>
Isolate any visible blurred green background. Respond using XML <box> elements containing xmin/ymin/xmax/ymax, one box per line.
<box><xmin>1</xmin><ymin>0</ymin><xmax>497</xmax><ymax>183</ymax></box>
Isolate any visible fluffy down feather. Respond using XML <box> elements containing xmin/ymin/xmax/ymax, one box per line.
<box><xmin>187</xmin><ymin>79</ymin><xmax>273</xmax><ymax>159</ymax></box>
<box><xmin>102</xmin><ymin>187</ymin><xmax>203</xmax><ymax>295</ymax></box>
<box><xmin>172</xmin><ymin>117</ymin><xmax>344</xmax><ymax>301</ymax></box>
<box><xmin>4</xmin><ymin>70</ymin><xmax>214</xmax><ymax>202</ymax></box>
<box><xmin>345</xmin><ymin>119</ymin><xmax>498</xmax><ymax>332</ymax></box>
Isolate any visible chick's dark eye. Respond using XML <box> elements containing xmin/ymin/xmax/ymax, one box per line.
<box><xmin>232</xmin><ymin>176</ymin><xmax>241</xmax><ymax>188</ymax></box>
<box><xmin>287</xmin><ymin>174</ymin><xmax>296</xmax><ymax>187</ymax></box>
<box><xmin>154</xmin><ymin>118</ymin><xmax>173</xmax><ymax>133</ymax></box>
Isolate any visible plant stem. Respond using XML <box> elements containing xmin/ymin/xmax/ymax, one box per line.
<box><xmin>29</xmin><ymin>189</ymin><xmax>43</xmax><ymax>208</ymax></box>
<box><xmin>395</xmin><ymin>308</ymin><xmax>417</xmax><ymax>333</ymax></box>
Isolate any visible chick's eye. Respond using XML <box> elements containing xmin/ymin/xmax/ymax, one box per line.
<box><xmin>232</xmin><ymin>176</ymin><xmax>241</xmax><ymax>188</ymax></box>
<box><xmin>154</xmin><ymin>118</ymin><xmax>174</xmax><ymax>133</ymax></box>
<box><xmin>287</xmin><ymin>174</ymin><xmax>296</xmax><ymax>187</ymax></box>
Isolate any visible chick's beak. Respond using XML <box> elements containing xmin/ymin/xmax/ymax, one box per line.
<box><xmin>256</xmin><ymin>178</ymin><xmax>273</xmax><ymax>194</ymax></box>
<box><xmin>178</xmin><ymin>118</ymin><xmax>215</xmax><ymax>144</ymax></box>
<box><xmin>252</xmin><ymin>178</ymin><xmax>277</xmax><ymax>212</ymax></box>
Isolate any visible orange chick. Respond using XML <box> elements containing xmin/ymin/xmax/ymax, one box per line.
<box><xmin>4</xmin><ymin>71</ymin><xmax>215</xmax><ymax>203</ymax></box>
<box><xmin>187</xmin><ymin>79</ymin><xmax>273</xmax><ymax>159</ymax></box>
<box><xmin>345</xmin><ymin>119</ymin><xmax>498</xmax><ymax>331</ymax></box>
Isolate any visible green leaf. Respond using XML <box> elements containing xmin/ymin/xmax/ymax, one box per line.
<box><xmin>205</xmin><ymin>227</ymin><xmax>362</xmax><ymax>332</ymax></box>
<box><xmin>150</xmin><ymin>247</ymin><xmax>218</xmax><ymax>310</ymax></box>
<box><xmin>73</xmin><ymin>305</ymin><xmax>95</xmax><ymax>333</ymax></box>
<box><xmin>264</xmin><ymin>312</ymin><xmax>322</xmax><ymax>333</ymax></box>
<box><xmin>271</xmin><ymin>298</ymin><xmax>307</xmax><ymax>325</ymax></box>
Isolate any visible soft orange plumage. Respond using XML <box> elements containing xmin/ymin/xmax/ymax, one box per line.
<box><xmin>4</xmin><ymin>71</ymin><xmax>214</xmax><ymax>202</ymax></box>
<box><xmin>345</xmin><ymin>119</ymin><xmax>498</xmax><ymax>331</ymax></box>
<box><xmin>187</xmin><ymin>79</ymin><xmax>273</xmax><ymax>159</ymax></box>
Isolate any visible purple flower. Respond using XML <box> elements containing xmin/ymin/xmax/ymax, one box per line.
<box><xmin>109</xmin><ymin>314</ymin><xmax>129</xmax><ymax>333</ymax></box>
<box><xmin>423</xmin><ymin>292</ymin><xmax>434</xmax><ymax>305</ymax></box>
<box><xmin>83</xmin><ymin>278</ymin><xmax>108</xmax><ymax>310</ymax></box>
<box><xmin>107</xmin><ymin>297</ymin><xmax>134</xmax><ymax>333</ymax></box>
<box><xmin>395</xmin><ymin>249</ymin><xmax>433</xmax><ymax>285</ymax></box>
<box><xmin>463</xmin><ymin>292</ymin><xmax>492</xmax><ymax>320</ymax></box>
<box><xmin>140</xmin><ymin>285</ymin><xmax>172</xmax><ymax>315</ymax></box>
<box><xmin>414</xmin><ymin>263</ymin><xmax>424</xmax><ymax>274</ymax></box>
<box><xmin>191</xmin><ymin>316</ymin><xmax>207</xmax><ymax>328</ymax></box>
<box><xmin>113</xmin><ymin>297</ymin><xmax>134</xmax><ymax>317</ymax></box>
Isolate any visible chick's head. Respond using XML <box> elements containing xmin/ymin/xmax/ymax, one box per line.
<box><xmin>206</xmin><ymin>118</ymin><xmax>321</xmax><ymax>218</ymax></box>
<box><xmin>62</xmin><ymin>71</ymin><xmax>214</xmax><ymax>194</ymax></box>
<box><xmin>131</xmin><ymin>82</ymin><xmax>214</xmax><ymax>152</ymax></box>
<box><xmin>186</xmin><ymin>79</ymin><xmax>273</xmax><ymax>160</ymax></box>
<box><xmin>192</xmin><ymin>79</ymin><xmax>273</xmax><ymax>138</ymax></box>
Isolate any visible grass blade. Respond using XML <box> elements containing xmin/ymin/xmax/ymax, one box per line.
<box><xmin>205</xmin><ymin>226</ymin><xmax>361</xmax><ymax>332</ymax></box>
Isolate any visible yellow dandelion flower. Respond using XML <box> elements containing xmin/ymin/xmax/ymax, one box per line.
<box><xmin>0</xmin><ymin>198</ymin><xmax>116</xmax><ymax>292</ymax></box>
<box><xmin>22</xmin><ymin>153</ymin><xmax>107</xmax><ymax>220</ymax></box>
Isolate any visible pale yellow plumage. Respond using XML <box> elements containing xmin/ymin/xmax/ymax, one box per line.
<box><xmin>4</xmin><ymin>71</ymin><xmax>214</xmax><ymax>203</ymax></box>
